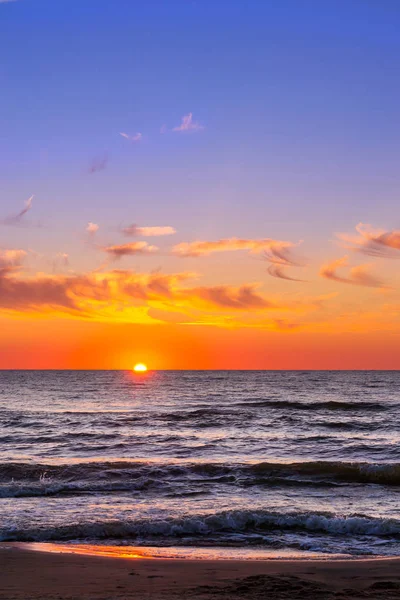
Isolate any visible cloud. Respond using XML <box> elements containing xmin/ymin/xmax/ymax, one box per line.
<box><xmin>121</xmin><ymin>224</ymin><xmax>176</xmax><ymax>237</ymax></box>
<box><xmin>88</xmin><ymin>155</ymin><xmax>108</xmax><ymax>174</ymax></box>
<box><xmin>339</xmin><ymin>223</ymin><xmax>400</xmax><ymax>258</ymax></box>
<box><xmin>0</xmin><ymin>250</ymin><xmax>76</xmax><ymax>311</ymax></box>
<box><xmin>103</xmin><ymin>241</ymin><xmax>158</xmax><ymax>259</ymax></box>
<box><xmin>267</xmin><ymin>264</ymin><xmax>305</xmax><ymax>282</ymax></box>
<box><xmin>0</xmin><ymin>266</ymin><xmax>313</xmax><ymax>325</ymax></box>
<box><xmin>173</xmin><ymin>113</ymin><xmax>204</xmax><ymax>132</ymax></box>
<box><xmin>0</xmin><ymin>273</ymin><xmax>77</xmax><ymax>312</ymax></box>
<box><xmin>0</xmin><ymin>249</ymin><xmax>27</xmax><ymax>275</ymax></box>
<box><xmin>120</xmin><ymin>132</ymin><xmax>142</xmax><ymax>142</ymax></box>
<box><xmin>320</xmin><ymin>256</ymin><xmax>385</xmax><ymax>288</ymax></box>
<box><xmin>173</xmin><ymin>237</ymin><xmax>303</xmax><ymax>265</ymax></box>
<box><xmin>1</xmin><ymin>196</ymin><xmax>33</xmax><ymax>226</ymax></box>
<box><xmin>86</xmin><ymin>222</ymin><xmax>99</xmax><ymax>235</ymax></box>
<box><xmin>185</xmin><ymin>284</ymin><xmax>275</xmax><ymax>310</ymax></box>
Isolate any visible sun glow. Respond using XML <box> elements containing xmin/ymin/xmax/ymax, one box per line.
<box><xmin>133</xmin><ymin>363</ymin><xmax>148</xmax><ymax>372</ymax></box>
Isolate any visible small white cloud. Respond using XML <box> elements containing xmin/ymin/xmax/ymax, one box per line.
<box><xmin>122</xmin><ymin>224</ymin><xmax>176</xmax><ymax>237</ymax></box>
<box><xmin>120</xmin><ymin>132</ymin><xmax>142</xmax><ymax>142</ymax></box>
<box><xmin>86</xmin><ymin>222</ymin><xmax>99</xmax><ymax>235</ymax></box>
<box><xmin>172</xmin><ymin>113</ymin><xmax>204</xmax><ymax>133</ymax></box>
<box><xmin>139</xmin><ymin>226</ymin><xmax>176</xmax><ymax>237</ymax></box>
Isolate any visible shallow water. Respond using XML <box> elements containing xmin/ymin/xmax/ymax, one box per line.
<box><xmin>1</xmin><ymin>370</ymin><xmax>399</xmax><ymax>556</ymax></box>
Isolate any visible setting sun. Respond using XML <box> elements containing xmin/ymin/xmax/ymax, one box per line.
<box><xmin>133</xmin><ymin>363</ymin><xmax>148</xmax><ymax>373</ymax></box>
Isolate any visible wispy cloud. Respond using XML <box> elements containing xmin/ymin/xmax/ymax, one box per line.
<box><xmin>267</xmin><ymin>264</ymin><xmax>305</xmax><ymax>282</ymax></box>
<box><xmin>88</xmin><ymin>155</ymin><xmax>108</xmax><ymax>174</ymax></box>
<box><xmin>1</xmin><ymin>196</ymin><xmax>34</xmax><ymax>226</ymax></box>
<box><xmin>0</xmin><ymin>196</ymin><xmax>33</xmax><ymax>225</ymax></box>
<box><xmin>120</xmin><ymin>132</ymin><xmax>142</xmax><ymax>142</ymax></box>
<box><xmin>320</xmin><ymin>256</ymin><xmax>385</xmax><ymax>288</ymax></box>
<box><xmin>122</xmin><ymin>224</ymin><xmax>176</xmax><ymax>237</ymax></box>
<box><xmin>172</xmin><ymin>113</ymin><xmax>204</xmax><ymax>133</ymax></box>
<box><xmin>86</xmin><ymin>222</ymin><xmax>99</xmax><ymax>235</ymax></box>
<box><xmin>338</xmin><ymin>223</ymin><xmax>400</xmax><ymax>258</ymax></box>
<box><xmin>173</xmin><ymin>237</ymin><xmax>303</xmax><ymax>266</ymax></box>
<box><xmin>186</xmin><ymin>284</ymin><xmax>274</xmax><ymax>310</ymax></box>
<box><xmin>103</xmin><ymin>241</ymin><xmax>158</xmax><ymax>259</ymax></box>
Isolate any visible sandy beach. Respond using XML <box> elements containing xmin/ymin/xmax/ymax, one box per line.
<box><xmin>1</xmin><ymin>544</ymin><xmax>400</xmax><ymax>599</ymax></box>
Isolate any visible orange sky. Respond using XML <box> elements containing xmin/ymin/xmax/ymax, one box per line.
<box><xmin>1</xmin><ymin>313</ymin><xmax>399</xmax><ymax>370</ymax></box>
<box><xmin>0</xmin><ymin>222</ymin><xmax>399</xmax><ymax>369</ymax></box>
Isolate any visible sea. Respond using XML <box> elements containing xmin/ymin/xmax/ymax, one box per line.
<box><xmin>1</xmin><ymin>370</ymin><xmax>400</xmax><ymax>559</ymax></box>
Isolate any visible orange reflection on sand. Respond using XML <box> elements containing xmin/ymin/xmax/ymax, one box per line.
<box><xmin>26</xmin><ymin>543</ymin><xmax>155</xmax><ymax>560</ymax></box>
<box><xmin>23</xmin><ymin>543</ymin><xmax>352</xmax><ymax>561</ymax></box>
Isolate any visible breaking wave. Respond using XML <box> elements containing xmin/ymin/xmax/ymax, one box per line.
<box><xmin>1</xmin><ymin>460</ymin><xmax>400</xmax><ymax>498</ymax></box>
<box><xmin>1</xmin><ymin>509</ymin><xmax>400</xmax><ymax>546</ymax></box>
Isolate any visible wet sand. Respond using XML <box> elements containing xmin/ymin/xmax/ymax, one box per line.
<box><xmin>1</xmin><ymin>543</ymin><xmax>400</xmax><ymax>599</ymax></box>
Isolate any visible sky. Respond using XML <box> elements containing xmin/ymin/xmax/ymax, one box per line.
<box><xmin>0</xmin><ymin>0</ymin><xmax>400</xmax><ymax>369</ymax></box>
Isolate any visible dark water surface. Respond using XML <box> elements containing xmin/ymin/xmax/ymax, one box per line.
<box><xmin>1</xmin><ymin>370</ymin><xmax>399</xmax><ymax>556</ymax></box>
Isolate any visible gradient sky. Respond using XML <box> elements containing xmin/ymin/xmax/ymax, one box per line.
<box><xmin>1</xmin><ymin>0</ymin><xmax>400</xmax><ymax>369</ymax></box>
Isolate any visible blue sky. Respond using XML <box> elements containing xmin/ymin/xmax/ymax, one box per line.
<box><xmin>1</xmin><ymin>0</ymin><xmax>400</xmax><ymax>252</ymax></box>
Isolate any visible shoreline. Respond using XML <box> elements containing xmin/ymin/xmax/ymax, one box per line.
<box><xmin>16</xmin><ymin>541</ymin><xmax>359</xmax><ymax>561</ymax></box>
<box><xmin>2</xmin><ymin>543</ymin><xmax>400</xmax><ymax>599</ymax></box>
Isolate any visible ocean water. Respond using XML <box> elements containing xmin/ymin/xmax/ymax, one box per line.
<box><xmin>1</xmin><ymin>370</ymin><xmax>400</xmax><ymax>558</ymax></box>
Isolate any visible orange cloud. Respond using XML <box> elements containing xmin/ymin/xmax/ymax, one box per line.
<box><xmin>173</xmin><ymin>237</ymin><xmax>303</xmax><ymax>265</ymax></box>
<box><xmin>339</xmin><ymin>223</ymin><xmax>400</xmax><ymax>258</ymax></box>
<box><xmin>320</xmin><ymin>256</ymin><xmax>385</xmax><ymax>288</ymax></box>
<box><xmin>0</xmin><ymin>249</ymin><xmax>27</xmax><ymax>276</ymax></box>
<box><xmin>0</xmin><ymin>249</ymin><xmax>27</xmax><ymax>268</ymax></box>
<box><xmin>181</xmin><ymin>284</ymin><xmax>275</xmax><ymax>310</ymax></box>
<box><xmin>0</xmin><ymin>266</ymin><xmax>314</xmax><ymax>327</ymax></box>
<box><xmin>103</xmin><ymin>241</ymin><xmax>158</xmax><ymax>259</ymax></box>
<box><xmin>267</xmin><ymin>264</ymin><xmax>305</xmax><ymax>282</ymax></box>
<box><xmin>0</xmin><ymin>272</ymin><xmax>77</xmax><ymax>311</ymax></box>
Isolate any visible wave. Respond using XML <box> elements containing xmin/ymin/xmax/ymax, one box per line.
<box><xmin>156</xmin><ymin>401</ymin><xmax>387</xmax><ymax>424</ymax></box>
<box><xmin>311</xmin><ymin>421</ymin><xmax>381</xmax><ymax>431</ymax></box>
<box><xmin>1</xmin><ymin>460</ymin><xmax>400</xmax><ymax>498</ymax></box>
<box><xmin>248</xmin><ymin>461</ymin><xmax>400</xmax><ymax>485</ymax></box>
<box><xmin>1</xmin><ymin>509</ymin><xmax>400</xmax><ymax>544</ymax></box>
<box><xmin>0</xmin><ymin>475</ymin><xmax>342</xmax><ymax>498</ymax></box>
<box><xmin>235</xmin><ymin>399</ymin><xmax>386</xmax><ymax>411</ymax></box>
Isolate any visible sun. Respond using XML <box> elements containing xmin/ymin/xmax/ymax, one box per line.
<box><xmin>133</xmin><ymin>363</ymin><xmax>148</xmax><ymax>373</ymax></box>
